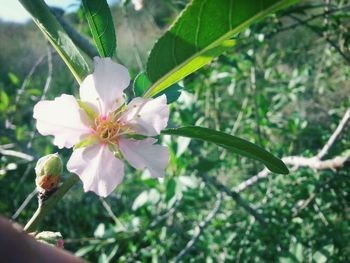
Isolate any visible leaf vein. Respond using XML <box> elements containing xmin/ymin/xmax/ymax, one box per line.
<box><xmin>195</xmin><ymin>0</ymin><xmax>207</xmax><ymax>50</ymax></box>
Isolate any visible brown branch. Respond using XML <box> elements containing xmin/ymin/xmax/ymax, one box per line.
<box><xmin>235</xmin><ymin>107</ymin><xmax>350</xmax><ymax>193</ymax></box>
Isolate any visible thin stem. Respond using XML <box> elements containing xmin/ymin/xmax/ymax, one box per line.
<box><xmin>173</xmin><ymin>192</ymin><xmax>223</xmax><ymax>263</ymax></box>
<box><xmin>24</xmin><ymin>174</ymin><xmax>79</xmax><ymax>232</ymax></box>
<box><xmin>12</xmin><ymin>188</ymin><xmax>38</xmax><ymax>220</ymax></box>
<box><xmin>201</xmin><ymin>173</ymin><xmax>266</xmax><ymax>225</ymax></box>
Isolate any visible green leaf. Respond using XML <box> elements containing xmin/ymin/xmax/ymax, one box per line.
<box><xmin>75</xmin><ymin>245</ymin><xmax>95</xmax><ymax>257</ymax></box>
<box><xmin>0</xmin><ymin>91</ymin><xmax>9</xmax><ymax>111</ymax></box>
<box><xmin>162</xmin><ymin>126</ymin><xmax>289</xmax><ymax>174</ymax></box>
<box><xmin>82</xmin><ymin>0</ymin><xmax>116</xmax><ymax>57</ymax></box>
<box><xmin>145</xmin><ymin>0</ymin><xmax>299</xmax><ymax>98</ymax></box>
<box><xmin>8</xmin><ymin>73</ymin><xmax>19</xmax><ymax>86</ymax></box>
<box><xmin>134</xmin><ymin>72</ymin><xmax>182</xmax><ymax>103</ymax></box>
<box><xmin>132</xmin><ymin>189</ymin><xmax>160</xmax><ymax>210</ymax></box>
<box><xmin>19</xmin><ymin>0</ymin><xmax>90</xmax><ymax>84</ymax></box>
<box><xmin>133</xmin><ymin>72</ymin><xmax>152</xmax><ymax>97</ymax></box>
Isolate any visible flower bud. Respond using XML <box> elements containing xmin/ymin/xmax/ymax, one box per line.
<box><xmin>35</xmin><ymin>153</ymin><xmax>62</xmax><ymax>192</ymax></box>
<box><xmin>35</xmin><ymin>231</ymin><xmax>64</xmax><ymax>248</ymax></box>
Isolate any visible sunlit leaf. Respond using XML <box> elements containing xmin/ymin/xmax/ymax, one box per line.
<box><xmin>132</xmin><ymin>189</ymin><xmax>160</xmax><ymax>210</ymax></box>
<box><xmin>134</xmin><ymin>72</ymin><xmax>182</xmax><ymax>103</ymax></box>
<box><xmin>75</xmin><ymin>245</ymin><xmax>95</xmax><ymax>257</ymax></box>
<box><xmin>19</xmin><ymin>0</ymin><xmax>90</xmax><ymax>84</ymax></box>
<box><xmin>8</xmin><ymin>73</ymin><xmax>19</xmax><ymax>86</ymax></box>
<box><xmin>0</xmin><ymin>91</ymin><xmax>9</xmax><ymax>111</ymax></box>
<box><xmin>162</xmin><ymin>126</ymin><xmax>289</xmax><ymax>174</ymax></box>
<box><xmin>145</xmin><ymin>0</ymin><xmax>299</xmax><ymax>98</ymax></box>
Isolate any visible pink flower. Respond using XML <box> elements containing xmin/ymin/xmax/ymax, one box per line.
<box><xmin>33</xmin><ymin>57</ymin><xmax>170</xmax><ymax>197</ymax></box>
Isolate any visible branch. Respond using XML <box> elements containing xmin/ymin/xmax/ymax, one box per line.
<box><xmin>149</xmin><ymin>200</ymin><xmax>179</xmax><ymax>229</ymax></box>
<box><xmin>283</xmin><ymin>154</ymin><xmax>350</xmax><ymax>170</ymax></box>
<box><xmin>235</xmin><ymin>153</ymin><xmax>349</xmax><ymax>193</ymax></box>
<box><xmin>173</xmin><ymin>192</ymin><xmax>223</xmax><ymax>263</ymax></box>
<box><xmin>289</xmin><ymin>15</ymin><xmax>350</xmax><ymax>66</ymax></box>
<box><xmin>27</xmin><ymin>45</ymin><xmax>54</xmax><ymax>149</ymax></box>
<box><xmin>41</xmin><ymin>45</ymin><xmax>54</xmax><ymax>100</ymax></box>
<box><xmin>234</xmin><ymin>168</ymin><xmax>270</xmax><ymax>193</ymax></box>
<box><xmin>292</xmin><ymin>169</ymin><xmax>344</xmax><ymax>216</ymax></box>
<box><xmin>24</xmin><ymin>174</ymin><xmax>79</xmax><ymax>232</ymax></box>
<box><xmin>14</xmin><ymin>54</ymin><xmax>46</xmax><ymax>105</ymax></box>
<box><xmin>0</xmin><ymin>147</ymin><xmax>34</xmax><ymax>162</ymax></box>
<box><xmin>273</xmin><ymin>5</ymin><xmax>350</xmax><ymax>36</ymax></box>
<box><xmin>202</xmin><ymin>173</ymin><xmax>266</xmax><ymax>225</ymax></box>
<box><xmin>317</xmin><ymin>108</ymin><xmax>350</xmax><ymax>159</ymax></box>
<box><xmin>99</xmin><ymin>198</ymin><xmax>126</xmax><ymax>231</ymax></box>
<box><xmin>12</xmin><ymin>188</ymin><xmax>38</xmax><ymax>220</ymax></box>
<box><xmin>235</xmin><ymin>107</ymin><xmax>350</xmax><ymax>193</ymax></box>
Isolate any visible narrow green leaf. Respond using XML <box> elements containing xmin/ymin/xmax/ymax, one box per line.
<box><xmin>134</xmin><ymin>72</ymin><xmax>182</xmax><ymax>104</ymax></box>
<box><xmin>162</xmin><ymin>126</ymin><xmax>289</xmax><ymax>174</ymax></box>
<box><xmin>19</xmin><ymin>0</ymin><xmax>90</xmax><ymax>84</ymax></box>
<box><xmin>145</xmin><ymin>0</ymin><xmax>299</xmax><ymax>98</ymax></box>
<box><xmin>82</xmin><ymin>0</ymin><xmax>116</xmax><ymax>57</ymax></box>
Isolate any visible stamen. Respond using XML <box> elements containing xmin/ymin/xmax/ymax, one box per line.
<box><xmin>93</xmin><ymin>115</ymin><xmax>133</xmax><ymax>144</ymax></box>
<box><xmin>129</xmin><ymin>100</ymin><xmax>147</xmax><ymax>121</ymax></box>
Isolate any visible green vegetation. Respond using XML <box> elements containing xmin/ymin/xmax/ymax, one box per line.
<box><xmin>0</xmin><ymin>0</ymin><xmax>349</xmax><ymax>262</ymax></box>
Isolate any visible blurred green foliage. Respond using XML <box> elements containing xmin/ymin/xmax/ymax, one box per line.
<box><xmin>0</xmin><ymin>0</ymin><xmax>349</xmax><ymax>262</ymax></box>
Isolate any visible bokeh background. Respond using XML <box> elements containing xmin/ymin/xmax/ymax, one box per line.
<box><xmin>0</xmin><ymin>0</ymin><xmax>349</xmax><ymax>262</ymax></box>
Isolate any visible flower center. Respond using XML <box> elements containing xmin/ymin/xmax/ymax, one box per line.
<box><xmin>94</xmin><ymin>117</ymin><xmax>122</xmax><ymax>143</ymax></box>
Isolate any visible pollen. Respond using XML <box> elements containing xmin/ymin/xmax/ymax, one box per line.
<box><xmin>94</xmin><ymin>117</ymin><xmax>122</xmax><ymax>143</ymax></box>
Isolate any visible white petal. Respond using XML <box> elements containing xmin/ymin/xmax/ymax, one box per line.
<box><xmin>79</xmin><ymin>57</ymin><xmax>130</xmax><ymax>116</ymax></box>
<box><xmin>67</xmin><ymin>144</ymin><xmax>124</xmax><ymax>197</ymax></box>
<box><xmin>119</xmin><ymin>138</ymin><xmax>169</xmax><ymax>178</ymax></box>
<box><xmin>120</xmin><ymin>95</ymin><xmax>169</xmax><ymax>136</ymax></box>
<box><xmin>33</xmin><ymin>94</ymin><xmax>91</xmax><ymax>149</ymax></box>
